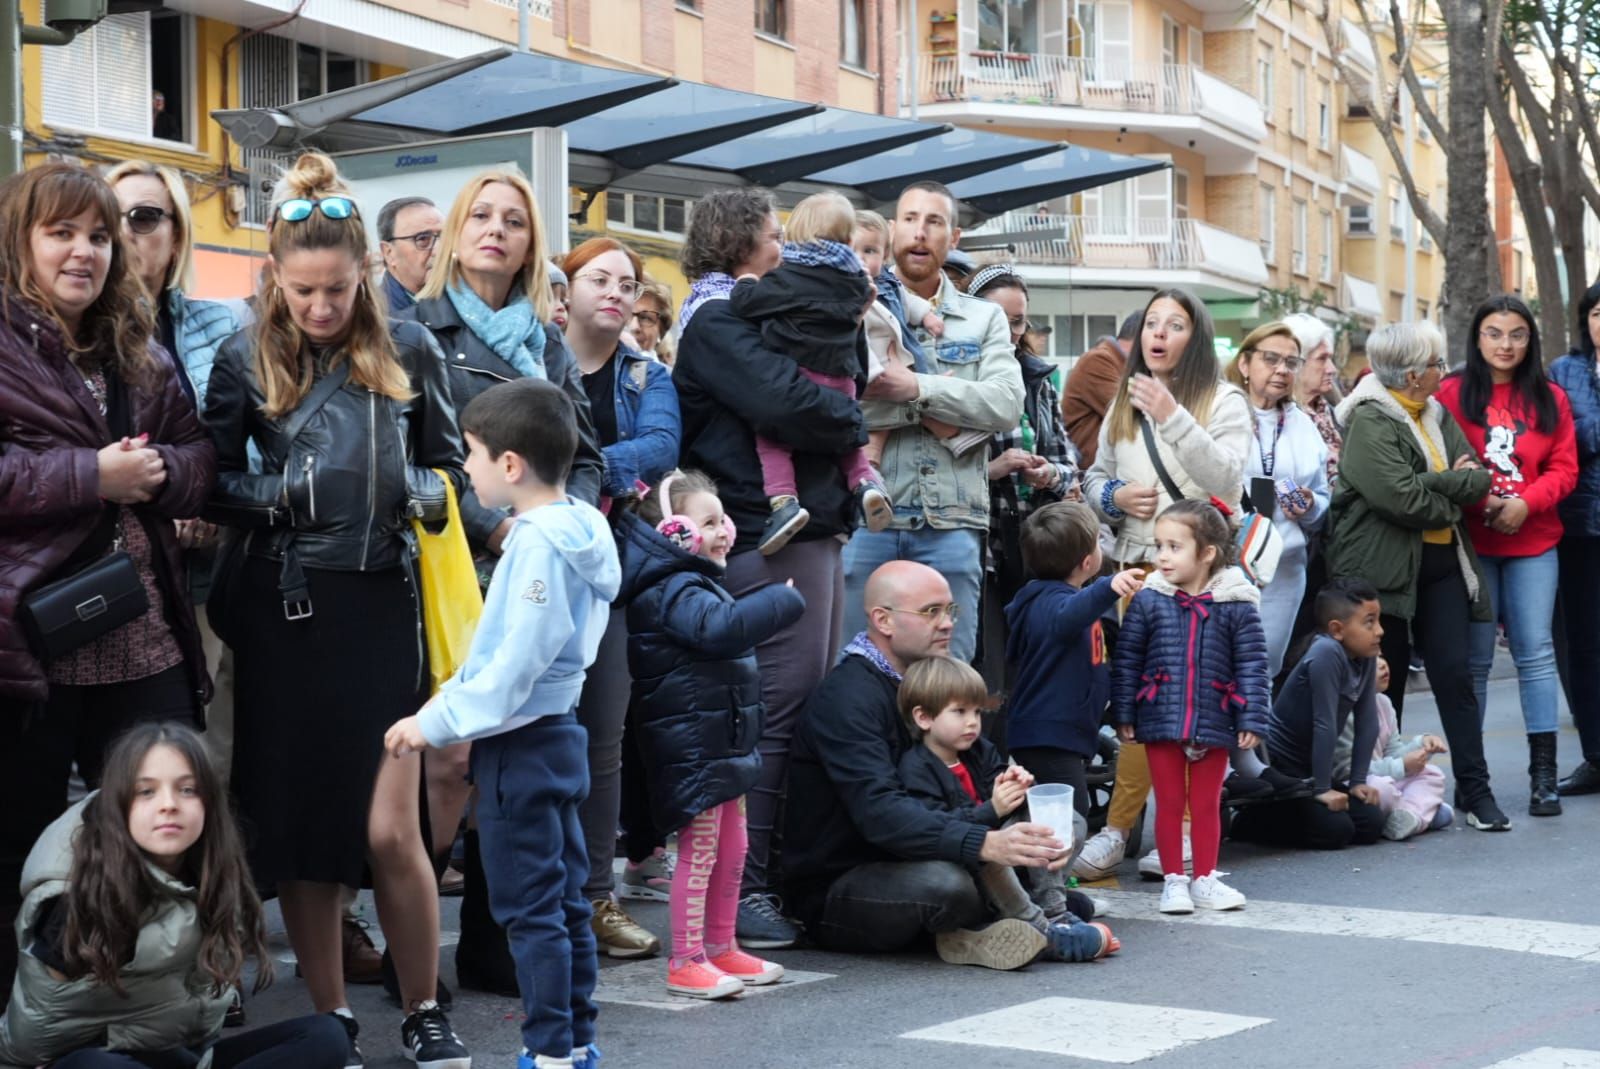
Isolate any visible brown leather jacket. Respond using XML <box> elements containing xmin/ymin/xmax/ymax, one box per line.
<box><xmin>1061</xmin><ymin>336</ymin><xmax>1127</xmax><ymax>467</ymax></box>
<box><xmin>0</xmin><ymin>295</ymin><xmax>216</xmax><ymax>704</ymax></box>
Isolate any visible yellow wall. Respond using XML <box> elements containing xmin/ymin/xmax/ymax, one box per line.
<box><xmin>753</xmin><ymin>36</ymin><xmax>798</xmax><ymax>98</ymax></box>
<box><xmin>674</xmin><ymin>9</ymin><xmax>706</xmax><ymax>82</ymax></box>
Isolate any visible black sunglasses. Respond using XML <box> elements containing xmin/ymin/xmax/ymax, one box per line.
<box><xmin>123</xmin><ymin>206</ymin><xmax>173</xmax><ymax>235</ymax></box>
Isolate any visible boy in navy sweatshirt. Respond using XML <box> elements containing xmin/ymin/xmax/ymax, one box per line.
<box><xmin>1004</xmin><ymin>501</ymin><xmax>1144</xmax><ymax>813</ymax></box>
<box><xmin>386</xmin><ymin>379</ymin><xmax>619</xmax><ymax>1069</ymax></box>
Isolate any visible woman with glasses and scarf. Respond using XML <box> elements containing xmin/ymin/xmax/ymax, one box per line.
<box><xmin>202</xmin><ymin>152</ymin><xmax>471</xmax><ymax>1066</ymax></box>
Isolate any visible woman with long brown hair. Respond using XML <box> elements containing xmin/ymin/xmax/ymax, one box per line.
<box><xmin>202</xmin><ymin>152</ymin><xmax>470</xmax><ymax>1068</ymax></box>
<box><xmin>0</xmin><ymin>162</ymin><xmax>216</xmax><ymax>995</ymax></box>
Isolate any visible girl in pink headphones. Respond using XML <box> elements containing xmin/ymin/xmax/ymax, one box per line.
<box><xmin>616</xmin><ymin>470</ymin><xmax>807</xmax><ymax>999</ymax></box>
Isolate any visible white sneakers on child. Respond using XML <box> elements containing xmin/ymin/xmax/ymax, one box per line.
<box><xmin>1189</xmin><ymin>872</ymin><xmax>1247</xmax><ymax>911</ymax></box>
<box><xmin>1159</xmin><ymin>874</ymin><xmax>1193</xmax><ymax>914</ymax></box>
<box><xmin>1071</xmin><ymin>828</ymin><xmax>1126</xmax><ymax>880</ymax></box>
<box><xmin>1138</xmin><ymin>837</ymin><xmax>1192</xmax><ymax>880</ymax></box>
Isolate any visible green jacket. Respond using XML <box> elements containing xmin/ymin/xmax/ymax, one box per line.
<box><xmin>1327</xmin><ymin>373</ymin><xmax>1492</xmax><ymax>623</ymax></box>
<box><xmin>0</xmin><ymin>796</ymin><xmax>234</xmax><ymax>1069</ymax></box>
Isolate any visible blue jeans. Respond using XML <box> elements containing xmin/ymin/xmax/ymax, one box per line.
<box><xmin>1470</xmin><ymin>550</ymin><xmax>1560</xmax><ymax>735</ymax></box>
<box><xmin>842</xmin><ymin>527</ymin><xmax>984</xmax><ymax>661</ymax></box>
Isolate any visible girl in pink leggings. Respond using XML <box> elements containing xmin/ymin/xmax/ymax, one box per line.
<box><xmin>618</xmin><ymin>470</ymin><xmax>807</xmax><ymax>998</ymax></box>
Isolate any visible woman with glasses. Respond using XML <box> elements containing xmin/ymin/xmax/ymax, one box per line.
<box><xmin>630</xmin><ymin>278</ymin><xmax>674</xmax><ymax>364</ymax></box>
<box><xmin>1327</xmin><ymin>321</ymin><xmax>1509</xmax><ymax>831</ymax></box>
<box><xmin>559</xmin><ymin>236</ymin><xmax>681</xmax><ymax>961</ymax></box>
<box><xmin>202</xmin><ymin>152</ymin><xmax>472</xmax><ymax>1066</ymax></box>
<box><xmin>1225</xmin><ymin>322</ymin><xmax>1329</xmax><ymax>677</ymax></box>
<box><xmin>1437</xmin><ymin>296</ymin><xmax>1577</xmax><ymax>818</ymax></box>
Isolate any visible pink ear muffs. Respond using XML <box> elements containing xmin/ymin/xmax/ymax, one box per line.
<box><xmin>653</xmin><ymin>473</ymin><xmax>736</xmax><ymax>556</ymax></box>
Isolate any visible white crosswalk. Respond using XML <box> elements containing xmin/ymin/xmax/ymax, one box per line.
<box><xmin>1481</xmin><ymin>1050</ymin><xmax>1600</xmax><ymax>1069</ymax></box>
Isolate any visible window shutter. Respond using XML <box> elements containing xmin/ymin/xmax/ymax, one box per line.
<box><xmin>42</xmin><ymin>12</ymin><xmax>151</xmax><ymax>138</ymax></box>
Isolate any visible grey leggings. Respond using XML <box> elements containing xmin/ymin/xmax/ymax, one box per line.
<box><xmin>575</xmin><ymin>607</ymin><xmax>631</xmax><ymax>900</ymax></box>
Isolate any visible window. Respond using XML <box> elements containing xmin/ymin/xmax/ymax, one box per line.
<box><xmin>607</xmin><ymin>193</ymin><xmax>691</xmax><ymax>237</ymax></box>
<box><xmin>1417</xmin><ymin>299</ymin><xmax>1430</xmax><ymax>320</ymax></box>
<box><xmin>1079</xmin><ymin>1</ymin><xmax>1132</xmax><ymax>80</ymax></box>
<box><xmin>1082</xmin><ymin>167</ymin><xmax>1171</xmax><ymax>239</ymax></box>
<box><xmin>1188</xmin><ymin>27</ymin><xmax>1204</xmax><ymax>69</ymax></box>
<box><xmin>1348</xmin><ymin>202</ymin><xmax>1374</xmax><ymax>235</ymax></box>
<box><xmin>1319</xmin><ymin>208</ymin><xmax>1334</xmax><ymax>280</ymax></box>
<box><xmin>1291</xmin><ymin>62</ymin><xmax>1307</xmax><ymax>137</ymax></box>
<box><xmin>978</xmin><ymin>0</ymin><xmax>1041</xmax><ymax>53</ymax></box>
<box><xmin>1389</xmin><ymin>290</ymin><xmax>1405</xmax><ymax>323</ymax></box>
<box><xmin>1161</xmin><ymin>16</ymin><xmax>1180</xmax><ymax>65</ymax></box>
<box><xmin>841</xmin><ymin>0</ymin><xmax>867</xmax><ymax>66</ymax></box>
<box><xmin>1317</xmin><ymin>78</ymin><xmax>1332</xmax><ymax>148</ymax></box>
<box><xmin>1257</xmin><ymin>44</ymin><xmax>1274</xmax><ymax>117</ymax></box>
<box><xmin>1174</xmin><ymin>170</ymin><xmax>1190</xmax><ymax>220</ymax></box>
<box><xmin>1260</xmin><ymin>184</ymin><xmax>1276</xmax><ymax>261</ymax></box>
<box><xmin>1388</xmin><ymin>177</ymin><xmax>1406</xmax><ymax>240</ymax></box>
<box><xmin>43</xmin><ymin>12</ymin><xmax>192</xmax><ymax>142</ymax></box>
<box><xmin>1051</xmin><ymin>314</ymin><xmax>1119</xmax><ymax>358</ymax></box>
<box><xmin>1292</xmin><ymin>198</ymin><xmax>1308</xmax><ymax>275</ymax></box>
<box><xmin>757</xmin><ymin>0</ymin><xmax>786</xmax><ymax>39</ymax></box>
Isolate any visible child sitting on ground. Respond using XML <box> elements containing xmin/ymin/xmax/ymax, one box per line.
<box><xmin>1335</xmin><ymin>656</ymin><xmax>1453</xmax><ymax>840</ymax></box>
<box><xmin>729</xmin><ymin>191</ymin><xmax>894</xmax><ymax>555</ymax></box>
<box><xmin>897</xmin><ymin>657</ymin><xmax>1119</xmax><ymax>963</ymax></box>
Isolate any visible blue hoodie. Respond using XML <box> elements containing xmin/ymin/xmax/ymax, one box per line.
<box><xmin>418</xmin><ymin>497</ymin><xmax>621</xmax><ymax>747</ymax></box>
<box><xmin>1004</xmin><ymin>576</ymin><xmax>1121</xmax><ymax>756</ymax></box>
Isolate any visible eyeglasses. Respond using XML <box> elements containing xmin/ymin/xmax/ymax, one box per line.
<box><xmin>574</xmin><ymin>271</ymin><xmax>642</xmax><ymax>301</ymax></box>
<box><xmin>274</xmin><ymin>197</ymin><xmax>359</xmax><ymax>224</ymax></box>
<box><xmin>1424</xmin><ymin>359</ymin><xmax>1449</xmax><ymax>371</ymax></box>
<box><xmin>388</xmin><ymin>229</ymin><xmax>440</xmax><ymax>251</ymax></box>
<box><xmin>1245</xmin><ymin>349</ymin><xmax>1305</xmax><ymax>372</ymax></box>
<box><xmin>1480</xmin><ymin>328</ymin><xmax>1530</xmax><ymax>348</ymax></box>
<box><xmin>122</xmin><ymin>206</ymin><xmax>173</xmax><ymax>235</ymax></box>
<box><xmin>632</xmin><ymin>311</ymin><xmax>662</xmax><ymax>326</ymax></box>
<box><xmin>877</xmin><ymin>602</ymin><xmax>962</xmax><ymax>623</ymax></box>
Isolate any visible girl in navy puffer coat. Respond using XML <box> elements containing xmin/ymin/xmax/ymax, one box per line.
<box><xmin>619</xmin><ymin>471</ymin><xmax>806</xmax><ymax>1000</ymax></box>
<box><xmin>1112</xmin><ymin>500</ymin><xmax>1271</xmax><ymax>914</ymax></box>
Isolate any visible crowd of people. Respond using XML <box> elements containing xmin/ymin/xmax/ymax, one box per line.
<box><xmin>0</xmin><ymin>146</ymin><xmax>1595</xmax><ymax>1069</ymax></box>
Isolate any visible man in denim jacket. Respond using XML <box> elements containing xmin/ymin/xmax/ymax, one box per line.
<box><xmin>844</xmin><ymin>181</ymin><xmax>1025</xmax><ymax>660</ymax></box>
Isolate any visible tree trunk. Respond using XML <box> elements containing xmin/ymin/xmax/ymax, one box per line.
<box><xmin>1486</xmin><ymin>71</ymin><xmax>1565</xmax><ymax>350</ymax></box>
<box><xmin>1441</xmin><ymin>0</ymin><xmax>1493</xmax><ymax>353</ymax></box>
<box><xmin>1556</xmin><ymin>130</ymin><xmax>1588</xmax><ymax>346</ymax></box>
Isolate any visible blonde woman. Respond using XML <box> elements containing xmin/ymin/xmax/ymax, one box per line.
<box><xmin>202</xmin><ymin>152</ymin><xmax>470</xmax><ymax>1068</ymax></box>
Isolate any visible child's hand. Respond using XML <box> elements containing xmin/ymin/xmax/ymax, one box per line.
<box><xmin>1237</xmin><ymin>730</ymin><xmax>1259</xmax><ymax>749</ymax></box>
<box><xmin>922</xmin><ymin>310</ymin><xmax>945</xmax><ymax>337</ymax></box>
<box><xmin>991</xmin><ymin>776</ymin><xmax>1027</xmax><ymax>817</ymax></box>
<box><xmin>1403</xmin><ymin>749</ymin><xmax>1429</xmax><ymax>777</ymax></box>
<box><xmin>1009</xmin><ymin>764</ymin><xmax>1036</xmax><ymax>790</ymax></box>
<box><xmin>384</xmin><ymin>715</ymin><xmax>430</xmax><ymax>759</ymax></box>
<box><xmin>1117</xmin><ymin>723</ymin><xmax>1136</xmax><ymax>743</ymax></box>
<box><xmin>1420</xmin><ymin>734</ymin><xmax>1448</xmax><ymax>755</ymax></box>
<box><xmin>1111</xmin><ymin>568</ymin><xmax>1145</xmax><ymax>598</ymax></box>
<box><xmin>1315</xmin><ymin>789</ymin><xmax>1349</xmax><ymax>812</ymax></box>
<box><xmin>1350</xmin><ymin>783</ymin><xmax>1380</xmax><ymax>806</ymax></box>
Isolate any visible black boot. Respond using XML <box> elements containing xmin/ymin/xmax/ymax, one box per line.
<box><xmin>454</xmin><ymin>830</ymin><xmax>520</xmax><ymax>997</ymax></box>
<box><xmin>1529</xmin><ymin>732</ymin><xmax>1562</xmax><ymax>816</ymax></box>
<box><xmin>1557</xmin><ymin>759</ymin><xmax>1600</xmax><ymax>796</ymax></box>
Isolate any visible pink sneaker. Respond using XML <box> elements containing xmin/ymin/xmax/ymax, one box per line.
<box><xmin>666</xmin><ymin>959</ymin><xmax>744</xmax><ymax>1000</ymax></box>
<box><xmin>708</xmin><ymin>948</ymin><xmax>784</xmax><ymax>986</ymax></box>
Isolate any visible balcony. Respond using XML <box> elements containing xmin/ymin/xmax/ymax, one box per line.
<box><xmin>965</xmin><ymin>211</ymin><xmax>1269</xmax><ymax>298</ymax></box>
<box><xmin>912</xmin><ymin>53</ymin><xmax>1266</xmax><ymax>170</ymax></box>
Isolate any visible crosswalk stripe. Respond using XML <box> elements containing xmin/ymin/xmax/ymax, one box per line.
<box><xmin>1095</xmin><ymin>889</ymin><xmax>1600</xmax><ymax>960</ymax></box>
<box><xmin>1480</xmin><ymin>1049</ymin><xmax>1600</xmax><ymax>1068</ymax></box>
<box><xmin>594</xmin><ymin>960</ymin><xmax>836</xmax><ymax>1012</ymax></box>
<box><xmin>902</xmin><ymin>996</ymin><xmax>1271</xmax><ymax>1063</ymax></box>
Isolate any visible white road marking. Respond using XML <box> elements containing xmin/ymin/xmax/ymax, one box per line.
<box><xmin>902</xmin><ymin>996</ymin><xmax>1271</xmax><ymax>1063</ymax></box>
<box><xmin>1481</xmin><ymin>1050</ymin><xmax>1600</xmax><ymax>1068</ymax></box>
<box><xmin>1095</xmin><ymin>889</ymin><xmax>1600</xmax><ymax>960</ymax></box>
<box><xmin>593</xmin><ymin>960</ymin><xmax>835</xmax><ymax>1012</ymax></box>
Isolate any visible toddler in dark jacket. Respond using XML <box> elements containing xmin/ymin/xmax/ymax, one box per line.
<box><xmin>896</xmin><ymin>657</ymin><xmax>1119</xmax><ymax>963</ymax></box>
<box><xmin>1112</xmin><ymin>500</ymin><xmax>1270</xmax><ymax>916</ymax></box>
<box><xmin>730</xmin><ymin>190</ymin><xmax>893</xmax><ymax>556</ymax></box>
<box><xmin>619</xmin><ymin>470</ymin><xmax>806</xmax><ymax>1000</ymax></box>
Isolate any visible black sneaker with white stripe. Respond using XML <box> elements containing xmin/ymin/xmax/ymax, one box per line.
<box><xmin>401</xmin><ymin>1002</ymin><xmax>471</xmax><ymax>1069</ymax></box>
<box><xmin>333</xmin><ymin>1012</ymin><xmax>363</xmax><ymax>1069</ymax></box>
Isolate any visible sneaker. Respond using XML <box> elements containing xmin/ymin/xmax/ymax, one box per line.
<box><xmin>1137</xmin><ymin>838</ymin><xmax>1191</xmax><ymax>881</ymax></box>
<box><xmin>667</xmin><ymin>958</ymin><xmax>745</xmax><ymax>1000</ymax></box>
<box><xmin>1069</xmin><ymin>828</ymin><xmax>1126</xmax><ymax>881</ymax></box>
<box><xmin>1159</xmin><ymin>874</ymin><xmax>1194</xmax><ymax>914</ymax></box>
<box><xmin>619</xmin><ymin>848</ymin><xmax>675</xmax><ymax>902</ymax></box>
<box><xmin>935</xmin><ymin>917</ymin><xmax>1048</xmax><ymax>971</ymax></box>
<box><xmin>856</xmin><ymin>480</ymin><xmax>894</xmax><ymax>533</ymax></box>
<box><xmin>1383</xmin><ymin>808</ymin><xmax>1425</xmax><ymax>841</ymax></box>
<box><xmin>1040</xmin><ymin>918</ymin><xmax>1116</xmax><ymax>963</ymax></box>
<box><xmin>736</xmin><ymin>893</ymin><xmax>800</xmax><ymax>950</ymax></box>
<box><xmin>573</xmin><ymin>1045</ymin><xmax>601</xmax><ymax>1069</ymax></box>
<box><xmin>400</xmin><ymin>1002</ymin><xmax>470</xmax><ymax>1069</ymax></box>
<box><xmin>708</xmin><ymin>948</ymin><xmax>784</xmax><ymax>985</ymax></box>
<box><xmin>333</xmin><ymin>1013</ymin><xmax>363</xmax><ymax>1069</ymax></box>
<box><xmin>590</xmin><ymin>898</ymin><xmax>661</xmax><ymax>958</ymax></box>
<box><xmin>1430</xmin><ymin>802</ymin><xmax>1455</xmax><ymax>830</ymax></box>
<box><xmin>1464</xmin><ymin>795</ymin><xmax>1513</xmax><ymax>832</ymax></box>
<box><xmin>758</xmin><ymin>497</ymin><xmax>809</xmax><ymax>556</ymax></box>
<box><xmin>1189</xmin><ymin>872</ymin><xmax>1246</xmax><ymax>911</ymax></box>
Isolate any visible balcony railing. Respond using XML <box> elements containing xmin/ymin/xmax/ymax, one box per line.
<box><xmin>965</xmin><ymin>212</ymin><xmax>1269</xmax><ymax>287</ymax></box>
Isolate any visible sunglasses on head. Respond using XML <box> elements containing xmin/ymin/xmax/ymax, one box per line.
<box><xmin>123</xmin><ymin>206</ymin><xmax>172</xmax><ymax>235</ymax></box>
<box><xmin>273</xmin><ymin>197</ymin><xmax>358</xmax><ymax>224</ymax></box>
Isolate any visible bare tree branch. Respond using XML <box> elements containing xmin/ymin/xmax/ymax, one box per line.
<box><xmin>1387</xmin><ymin>0</ymin><xmax>1449</xmax><ymax>145</ymax></box>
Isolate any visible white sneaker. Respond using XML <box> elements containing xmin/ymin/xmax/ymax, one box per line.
<box><xmin>1137</xmin><ymin>838</ymin><xmax>1193</xmax><ymax>880</ymax></box>
<box><xmin>1383</xmin><ymin>809</ymin><xmax>1424</xmax><ymax>841</ymax></box>
<box><xmin>1070</xmin><ymin>829</ymin><xmax>1126</xmax><ymax>880</ymax></box>
<box><xmin>1189</xmin><ymin>872</ymin><xmax>1246</xmax><ymax>911</ymax></box>
<box><xmin>1159</xmin><ymin>874</ymin><xmax>1194</xmax><ymax>914</ymax></box>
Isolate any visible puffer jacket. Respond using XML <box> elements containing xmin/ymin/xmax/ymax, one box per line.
<box><xmin>202</xmin><ymin>320</ymin><xmax>464</xmax><ymax>576</ymax></box>
<box><xmin>164</xmin><ymin>289</ymin><xmax>244</xmax><ymax>410</ymax></box>
<box><xmin>1111</xmin><ymin>568</ymin><xmax>1272</xmax><ymax>749</ymax></box>
<box><xmin>616</xmin><ymin>512</ymin><xmax>805</xmax><ymax>834</ymax></box>
<box><xmin>1549</xmin><ymin>351</ymin><xmax>1600</xmax><ymax>537</ymax></box>
<box><xmin>399</xmin><ymin>296</ymin><xmax>604</xmax><ymax>542</ymax></box>
<box><xmin>0</xmin><ymin>796</ymin><xmax>233</xmax><ymax>1068</ymax></box>
<box><xmin>728</xmin><ymin>261</ymin><xmax>875</xmax><ymax>379</ymax></box>
<box><xmin>0</xmin><ymin>296</ymin><xmax>216</xmax><ymax>704</ymax></box>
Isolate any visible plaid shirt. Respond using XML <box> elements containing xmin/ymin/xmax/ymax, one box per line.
<box><xmin>989</xmin><ymin>369</ymin><xmax>1080</xmax><ymax>526</ymax></box>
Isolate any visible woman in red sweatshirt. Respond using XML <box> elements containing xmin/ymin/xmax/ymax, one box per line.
<box><xmin>1437</xmin><ymin>295</ymin><xmax>1578</xmax><ymax>818</ymax></box>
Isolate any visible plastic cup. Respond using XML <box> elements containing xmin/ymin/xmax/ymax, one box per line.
<box><xmin>1026</xmin><ymin>783</ymin><xmax>1076</xmax><ymax>856</ymax></box>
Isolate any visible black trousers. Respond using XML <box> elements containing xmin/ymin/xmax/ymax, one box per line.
<box><xmin>1230</xmin><ymin>792</ymin><xmax>1386</xmax><ymax>850</ymax></box>
<box><xmin>1556</xmin><ymin>535</ymin><xmax>1600</xmax><ymax>762</ymax></box>
<box><xmin>1377</xmin><ymin>543</ymin><xmax>1494</xmax><ymax>805</ymax></box>
<box><xmin>1011</xmin><ymin>747</ymin><xmax>1089</xmax><ymax>817</ymax></box>
<box><xmin>814</xmin><ymin>860</ymin><xmax>987</xmax><ymax>953</ymax></box>
<box><xmin>49</xmin><ymin>1013</ymin><xmax>351</xmax><ymax>1069</ymax></box>
<box><xmin>0</xmin><ymin>663</ymin><xmax>196</xmax><ymax>994</ymax></box>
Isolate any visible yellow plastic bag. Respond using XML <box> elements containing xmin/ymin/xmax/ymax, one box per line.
<box><xmin>413</xmin><ymin>472</ymin><xmax>483</xmax><ymax>695</ymax></box>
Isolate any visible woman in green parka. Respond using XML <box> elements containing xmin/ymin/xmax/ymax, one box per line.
<box><xmin>1327</xmin><ymin>320</ymin><xmax>1511</xmax><ymax>832</ymax></box>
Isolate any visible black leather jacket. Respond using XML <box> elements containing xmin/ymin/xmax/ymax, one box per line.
<box><xmin>399</xmin><ymin>296</ymin><xmax>604</xmax><ymax>553</ymax></box>
<box><xmin>201</xmin><ymin>319</ymin><xmax>466</xmax><ymax>574</ymax></box>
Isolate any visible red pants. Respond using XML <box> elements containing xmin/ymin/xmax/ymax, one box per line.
<box><xmin>1146</xmin><ymin>743</ymin><xmax>1229</xmax><ymax>878</ymax></box>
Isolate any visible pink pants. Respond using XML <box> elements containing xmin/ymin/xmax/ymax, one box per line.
<box><xmin>754</xmin><ymin>368</ymin><xmax>876</xmax><ymax>498</ymax></box>
<box><xmin>1147</xmin><ymin>743</ymin><xmax>1230</xmax><ymax>878</ymax></box>
<box><xmin>1366</xmin><ymin>765</ymin><xmax>1445</xmax><ymax>826</ymax></box>
<box><xmin>670</xmin><ymin>798</ymin><xmax>746</xmax><ymax>968</ymax></box>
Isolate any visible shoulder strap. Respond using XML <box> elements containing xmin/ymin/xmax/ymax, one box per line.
<box><xmin>268</xmin><ymin>362</ymin><xmax>351</xmax><ymax>468</ymax></box>
<box><xmin>1139</xmin><ymin>415</ymin><xmax>1185</xmax><ymax>502</ymax></box>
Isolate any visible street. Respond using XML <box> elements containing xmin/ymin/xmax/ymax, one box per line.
<box><xmin>246</xmin><ymin>668</ymin><xmax>1600</xmax><ymax>1068</ymax></box>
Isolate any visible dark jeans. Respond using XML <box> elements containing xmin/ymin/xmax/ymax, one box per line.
<box><xmin>1010</xmin><ymin>747</ymin><xmax>1089</xmax><ymax>817</ymax></box>
<box><xmin>573</xmin><ymin>609</ymin><xmax>629</xmax><ymax>898</ymax></box>
<box><xmin>0</xmin><ymin>663</ymin><xmax>197</xmax><ymax>993</ymax></box>
<box><xmin>1377</xmin><ymin>543</ymin><xmax>1494</xmax><ymax>804</ymax></box>
<box><xmin>49</xmin><ymin>1013</ymin><xmax>350</xmax><ymax>1069</ymax></box>
<box><xmin>1557</xmin><ymin>535</ymin><xmax>1600</xmax><ymax>762</ymax></box>
<box><xmin>814</xmin><ymin>860</ymin><xmax>987</xmax><ymax>952</ymax></box>
<box><xmin>1230</xmin><ymin>792</ymin><xmax>1386</xmax><ymax>850</ymax></box>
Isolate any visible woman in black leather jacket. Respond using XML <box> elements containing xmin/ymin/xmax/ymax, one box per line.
<box><xmin>202</xmin><ymin>152</ymin><xmax>470</xmax><ymax>1062</ymax></box>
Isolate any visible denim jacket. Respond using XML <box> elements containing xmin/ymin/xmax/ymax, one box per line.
<box><xmin>861</xmin><ymin>273</ymin><xmax>1024</xmax><ymax>530</ymax></box>
<box><xmin>166</xmin><ymin>289</ymin><xmax>244</xmax><ymax>409</ymax></box>
<box><xmin>603</xmin><ymin>345</ymin><xmax>681</xmax><ymax>497</ymax></box>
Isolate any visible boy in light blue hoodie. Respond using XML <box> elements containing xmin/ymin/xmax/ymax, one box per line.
<box><xmin>387</xmin><ymin>378</ymin><xmax>620</xmax><ymax>1069</ymax></box>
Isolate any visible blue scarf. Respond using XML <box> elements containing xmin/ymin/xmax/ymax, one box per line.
<box><xmin>843</xmin><ymin>631</ymin><xmax>903</xmax><ymax>683</ymax></box>
<box><xmin>382</xmin><ymin>271</ymin><xmax>416</xmax><ymax>313</ymax></box>
<box><xmin>678</xmin><ymin>272</ymin><xmax>736</xmax><ymax>333</ymax></box>
<box><xmin>783</xmin><ymin>239</ymin><xmax>866</xmax><ymax>274</ymax></box>
<box><xmin>446</xmin><ymin>281</ymin><xmax>546</xmax><ymax>380</ymax></box>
